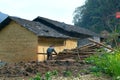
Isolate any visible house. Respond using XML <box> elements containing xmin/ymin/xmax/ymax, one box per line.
<box><xmin>33</xmin><ymin>16</ymin><xmax>100</xmax><ymax>47</ymax></box>
<box><xmin>0</xmin><ymin>16</ymin><xmax>99</xmax><ymax>62</ymax></box>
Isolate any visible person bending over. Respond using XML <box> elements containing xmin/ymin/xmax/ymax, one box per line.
<box><xmin>47</xmin><ymin>45</ymin><xmax>57</xmax><ymax>60</ymax></box>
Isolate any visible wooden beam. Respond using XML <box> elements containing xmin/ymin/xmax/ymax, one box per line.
<box><xmin>59</xmin><ymin>52</ymin><xmax>96</xmax><ymax>54</ymax></box>
<box><xmin>37</xmin><ymin>53</ymin><xmax>57</xmax><ymax>55</ymax></box>
<box><xmin>88</xmin><ymin>38</ymin><xmax>114</xmax><ymax>51</ymax></box>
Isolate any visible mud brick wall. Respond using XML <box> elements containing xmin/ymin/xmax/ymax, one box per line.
<box><xmin>0</xmin><ymin>21</ymin><xmax>38</xmax><ymax>63</ymax></box>
<box><xmin>37</xmin><ymin>37</ymin><xmax>77</xmax><ymax>61</ymax></box>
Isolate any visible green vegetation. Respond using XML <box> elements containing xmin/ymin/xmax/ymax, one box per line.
<box><xmin>73</xmin><ymin>0</ymin><xmax>120</xmax><ymax>33</ymax></box>
<box><xmin>86</xmin><ymin>49</ymin><xmax>120</xmax><ymax>79</ymax></box>
<box><xmin>30</xmin><ymin>70</ymin><xmax>73</xmax><ymax>80</ymax></box>
<box><xmin>45</xmin><ymin>71</ymin><xmax>52</xmax><ymax>80</ymax></box>
<box><xmin>63</xmin><ymin>70</ymin><xmax>72</xmax><ymax>77</ymax></box>
<box><xmin>30</xmin><ymin>70</ymin><xmax>58</xmax><ymax>80</ymax></box>
<box><xmin>29</xmin><ymin>73</ymin><xmax>42</xmax><ymax>80</ymax></box>
<box><xmin>105</xmin><ymin>30</ymin><xmax>120</xmax><ymax>48</ymax></box>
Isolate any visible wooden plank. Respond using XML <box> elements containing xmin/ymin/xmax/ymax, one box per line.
<box><xmin>46</xmin><ymin>59</ymin><xmax>76</xmax><ymax>62</ymax></box>
<box><xmin>77</xmin><ymin>43</ymin><xmax>95</xmax><ymax>50</ymax></box>
<box><xmin>37</xmin><ymin>53</ymin><xmax>57</xmax><ymax>55</ymax></box>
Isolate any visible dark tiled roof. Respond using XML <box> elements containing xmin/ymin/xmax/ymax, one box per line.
<box><xmin>0</xmin><ymin>16</ymin><xmax>72</xmax><ymax>38</ymax></box>
<box><xmin>33</xmin><ymin>16</ymin><xmax>99</xmax><ymax>38</ymax></box>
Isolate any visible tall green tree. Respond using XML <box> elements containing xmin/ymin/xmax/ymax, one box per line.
<box><xmin>73</xmin><ymin>0</ymin><xmax>120</xmax><ymax>33</ymax></box>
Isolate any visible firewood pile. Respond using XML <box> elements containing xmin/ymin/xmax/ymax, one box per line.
<box><xmin>54</xmin><ymin>44</ymin><xmax>100</xmax><ymax>60</ymax></box>
<box><xmin>54</xmin><ymin>38</ymin><xmax>113</xmax><ymax>61</ymax></box>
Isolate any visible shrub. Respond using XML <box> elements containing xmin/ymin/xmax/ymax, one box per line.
<box><xmin>51</xmin><ymin>70</ymin><xmax>58</xmax><ymax>76</ymax></box>
<box><xmin>29</xmin><ymin>73</ymin><xmax>42</xmax><ymax>80</ymax></box>
<box><xmin>45</xmin><ymin>71</ymin><xmax>52</xmax><ymax>80</ymax></box>
<box><xmin>30</xmin><ymin>70</ymin><xmax>59</xmax><ymax>80</ymax></box>
<box><xmin>63</xmin><ymin>70</ymin><xmax>72</xmax><ymax>77</ymax></box>
<box><xmin>85</xmin><ymin>49</ymin><xmax>120</xmax><ymax>78</ymax></box>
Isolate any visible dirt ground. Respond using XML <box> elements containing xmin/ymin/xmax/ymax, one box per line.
<box><xmin>0</xmin><ymin>60</ymin><xmax>112</xmax><ymax>80</ymax></box>
<box><xmin>0</xmin><ymin>44</ymin><xmax>112</xmax><ymax>80</ymax></box>
<box><xmin>0</xmin><ymin>74</ymin><xmax>111</xmax><ymax>80</ymax></box>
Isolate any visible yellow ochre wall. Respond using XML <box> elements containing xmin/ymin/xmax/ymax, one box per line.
<box><xmin>0</xmin><ymin>21</ymin><xmax>77</xmax><ymax>62</ymax></box>
<box><xmin>0</xmin><ymin>21</ymin><xmax>38</xmax><ymax>63</ymax></box>
<box><xmin>37</xmin><ymin>37</ymin><xmax>77</xmax><ymax>61</ymax></box>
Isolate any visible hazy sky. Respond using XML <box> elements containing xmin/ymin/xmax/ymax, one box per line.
<box><xmin>0</xmin><ymin>0</ymin><xmax>85</xmax><ymax>24</ymax></box>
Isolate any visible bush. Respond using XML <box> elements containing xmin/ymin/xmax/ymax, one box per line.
<box><xmin>45</xmin><ymin>71</ymin><xmax>52</xmax><ymax>80</ymax></box>
<box><xmin>85</xmin><ymin>49</ymin><xmax>120</xmax><ymax>78</ymax></box>
<box><xmin>52</xmin><ymin>70</ymin><xmax>58</xmax><ymax>76</ymax></box>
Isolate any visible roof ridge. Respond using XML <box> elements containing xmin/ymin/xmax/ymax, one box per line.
<box><xmin>0</xmin><ymin>16</ymin><xmax>72</xmax><ymax>39</ymax></box>
<box><xmin>33</xmin><ymin>16</ymin><xmax>100</xmax><ymax>37</ymax></box>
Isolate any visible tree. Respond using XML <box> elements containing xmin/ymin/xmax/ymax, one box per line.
<box><xmin>73</xmin><ymin>0</ymin><xmax>120</xmax><ymax>33</ymax></box>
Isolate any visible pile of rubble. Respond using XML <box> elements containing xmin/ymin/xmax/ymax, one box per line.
<box><xmin>55</xmin><ymin>38</ymin><xmax>113</xmax><ymax>61</ymax></box>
